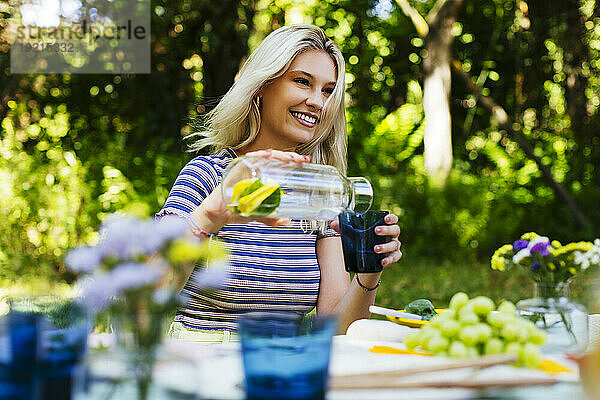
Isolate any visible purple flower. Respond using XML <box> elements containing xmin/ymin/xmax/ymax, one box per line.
<box><xmin>530</xmin><ymin>262</ymin><xmax>542</xmax><ymax>272</ymax></box>
<box><xmin>530</xmin><ymin>242</ymin><xmax>550</xmax><ymax>256</ymax></box>
<box><xmin>98</xmin><ymin>215</ymin><xmax>172</xmax><ymax>259</ymax></box>
<box><xmin>155</xmin><ymin>215</ymin><xmax>188</xmax><ymax>243</ymax></box>
<box><xmin>77</xmin><ymin>263</ymin><xmax>166</xmax><ymax>312</ymax></box>
<box><xmin>97</xmin><ymin>214</ymin><xmax>189</xmax><ymax>260</ymax></box>
<box><xmin>190</xmin><ymin>266</ymin><xmax>228</xmax><ymax>288</ymax></box>
<box><xmin>178</xmin><ymin>266</ymin><xmax>228</xmax><ymax>305</ymax></box>
<box><xmin>110</xmin><ymin>262</ymin><xmax>165</xmax><ymax>293</ymax></box>
<box><xmin>65</xmin><ymin>246</ymin><xmax>103</xmax><ymax>273</ymax></box>
<box><xmin>152</xmin><ymin>288</ymin><xmax>172</xmax><ymax>305</ymax></box>
<box><xmin>513</xmin><ymin>240</ymin><xmax>529</xmax><ymax>251</ymax></box>
<box><xmin>78</xmin><ymin>275</ymin><xmax>119</xmax><ymax>312</ymax></box>
<box><xmin>97</xmin><ymin>215</ymin><xmax>148</xmax><ymax>259</ymax></box>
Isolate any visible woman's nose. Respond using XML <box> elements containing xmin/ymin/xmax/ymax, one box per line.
<box><xmin>305</xmin><ymin>90</ymin><xmax>325</xmax><ymax>110</ymax></box>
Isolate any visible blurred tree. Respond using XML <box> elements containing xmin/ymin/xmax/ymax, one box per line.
<box><xmin>396</xmin><ymin>0</ymin><xmax>464</xmax><ymax>184</ymax></box>
<box><xmin>451</xmin><ymin>0</ymin><xmax>598</xmax><ymax>233</ymax></box>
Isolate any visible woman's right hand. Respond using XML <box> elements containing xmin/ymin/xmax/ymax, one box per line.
<box><xmin>245</xmin><ymin>149</ymin><xmax>310</xmax><ymax>163</ymax></box>
<box><xmin>189</xmin><ymin>149</ymin><xmax>310</xmax><ymax>233</ymax></box>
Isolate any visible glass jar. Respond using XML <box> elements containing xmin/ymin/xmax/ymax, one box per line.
<box><xmin>72</xmin><ymin>346</ymin><xmax>199</xmax><ymax>400</ymax></box>
<box><xmin>517</xmin><ymin>282</ymin><xmax>588</xmax><ymax>353</ymax></box>
<box><xmin>221</xmin><ymin>156</ymin><xmax>373</xmax><ymax>220</ymax></box>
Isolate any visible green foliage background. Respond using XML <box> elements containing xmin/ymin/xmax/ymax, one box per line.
<box><xmin>1</xmin><ymin>0</ymin><xmax>599</xmax><ymax>308</ymax></box>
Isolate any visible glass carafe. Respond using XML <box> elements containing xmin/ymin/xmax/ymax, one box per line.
<box><xmin>221</xmin><ymin>156</ymin><xmax>373</xmax><ymax>220</ymax></box>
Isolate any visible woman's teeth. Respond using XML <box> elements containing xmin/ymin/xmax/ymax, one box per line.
<box><xmin>291</xmin><ymin>111</ymin><xmax>317</xmax><ymax>124</ymax></box>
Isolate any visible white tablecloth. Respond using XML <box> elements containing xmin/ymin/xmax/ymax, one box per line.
<box><xmin>189</xmin><ymin>335</ymin><xmax>581</xmax><ymax>400</ymax></box>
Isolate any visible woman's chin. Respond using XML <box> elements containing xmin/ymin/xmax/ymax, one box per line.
<box><xmin>293</xmin><ymin>129</ymin><xmax>317</xmax><ymax>145</ymax></box>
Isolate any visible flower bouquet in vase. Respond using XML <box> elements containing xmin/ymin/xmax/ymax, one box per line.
<box><xmin>492</xmin><ymin>233</ymin><xmax>600</xmax><ymax>353</ymax></box>
<box><xmin>66</xmin><ymin>214</ymin><xmax>229</xmax><ymax>400</ymax></box>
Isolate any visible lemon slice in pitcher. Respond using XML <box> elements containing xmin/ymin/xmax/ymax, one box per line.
<box><xmin>252</xmin><ymin>186</ymin><xmax>283</xmax><ymax>216</ymax></box>
<box><xmin>237</xmin><ymin>182</ymin><xmax>281</xmax><ymax>216</ymax></box>
<box><xmin>231</xmin><ymin>178</ymin><xmax>261</xmax><ymax>204</ymax></box>
<box><xmin>228</xmin><ymin>178</ymin><xmax>263</xmax><ymax>214</ymax></box>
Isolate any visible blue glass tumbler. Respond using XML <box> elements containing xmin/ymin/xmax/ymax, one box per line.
<box><xmin>38</xmin><ymin>317</ymin><xmax>88</xmax><ymax>400</ymax></box>
<box><xmin>0</xmin><ymin>311</ymin><xmax>42</xmax><ymax>400</ymax></box>
<box><xmin>2</xmin><ymin>298</ymin><xmax>89</xmax><ymax>400</ymax></box>
<box><xmin>239</xmin><ymin>312</ymin><xmax>337</xmax><ymax>400</ymax></box>
<box><xmin>339</xmin><ymin>210</ymin><xmax>390</xmax><ymax>273</ymax></box>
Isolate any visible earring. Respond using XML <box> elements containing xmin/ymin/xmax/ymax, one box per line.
<box><xmin>255</xmin><ymin>96</ymin><xmax>262</xmax><ymax>109</ymax></box>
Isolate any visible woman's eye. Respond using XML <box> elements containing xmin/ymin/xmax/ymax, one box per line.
<box><xmin>323</xmin><ymin>87</ymin><xmax>334</xmax><ymax>95</ymax></box>
<box><xmin>294</xmin><ymin>78</ymin><xmax>310</xmax><ymax>86</ymax></box>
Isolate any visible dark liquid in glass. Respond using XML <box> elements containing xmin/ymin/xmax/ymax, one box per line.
<box><xmin>339</xmin><ymin>211</ymin><xmax>390</xmax><ymax>273</ymax></box>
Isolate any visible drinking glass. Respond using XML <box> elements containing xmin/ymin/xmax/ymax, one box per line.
<box><xmin>239</xmin><ymin>312</ymin><xmax>336</xmax><ymax>400</ymax></box>
<box><xmin>0</xmin><ymin>296</ymin><xmax>89</xmax><ymax>400</ymax></box>
<box><xmin>0</xmin><ymin>310</ymin><xmax>42</xmax><ymax>400</ymax></box>
<box><xmin>338</xmin><ymin>210</ymin><xmax>390</xmax><ymax>273</ymax></box>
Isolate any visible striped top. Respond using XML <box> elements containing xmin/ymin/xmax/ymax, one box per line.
<box><xmin>156</xmin><ymin>148</ymin><xmax>339</xmax><ymax>331</ymax></box>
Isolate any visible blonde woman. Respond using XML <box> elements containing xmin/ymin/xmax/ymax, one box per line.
<box><xmin>157</xmin><ymin>24</ymin><xmax>402</xmax><ymax>341</ymax></box>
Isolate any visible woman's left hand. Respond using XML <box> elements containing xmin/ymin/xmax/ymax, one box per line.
<box><xmin>372</xmin><ymin>213</ymin><xmax>402</xmax><ymax>267</ymax></box>
<box><xmin>329</xmin><ymin>213</ymin><xmax>402</xmax><ymax>268</ymax></box>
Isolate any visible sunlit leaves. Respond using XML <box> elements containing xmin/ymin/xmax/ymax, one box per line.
<box><xmin>543</xmin><ymin>80</ymin><xmax>567</xmax><ymax>125</ymax></box>
<box><xmin>99</xmin><ymin>165</ymin><xmax>147</xmax><ymax>216</ymax></box>
<box><xmin>408</xmin><ymin>52</ymin><xmax>420</xmax><ymax>63</ymax></box>
<box><xmin>461</xmin><ymin>33</ymin><xmax>474</xmax><ymax>44</ymax></box>
<box><xmin>411</xmin><ymin>37</ymin><xmax>424</xmax><ymax>47</ymax></box>
<box><xmin>0</xmin><ymin>112</ymin><xmax>94</xmax><ymax>281</ymax></box>
<box><xmin>452</xmin><ymin>22</ymin><xmax>463</xmax><ymax>37</ymax></box>
<box><xmin>371</xmin><ymin>102</ymin><xmax>424</xmax><ymax>163</ymax></box>
<box><xmin>488</xmin><ymin>71</ymin><xmax>500</xmax><ymax>81</ymax></box>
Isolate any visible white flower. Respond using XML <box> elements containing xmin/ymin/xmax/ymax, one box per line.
<box><xmin>574</xmin><ymin>239</ymin><xmax>600</xmax><ymax>270</ymax></box>
<box><xmin>97</xmin><ymin>215</ymin><xmax>148</xmax><ymax>259</ymax></box>
<box><xmin>513</xmin><ymin>248</ymin><xmax>531</xmax><ymax>264</ymax></box>
<box><xmin>97</xmin><ymin>215</ymin><xmax>171</xmax><ymax>259</ymax></box>
<box><xmin>582</xmin><ymin>260</ymin><xmax>591</xmax><ymax>270</ymax></box>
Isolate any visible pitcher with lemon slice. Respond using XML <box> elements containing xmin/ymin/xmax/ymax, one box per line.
<box><xmin>222</xmin><ymin>156</ymin><xmax>373</xmax><ymax>220</ymax></box>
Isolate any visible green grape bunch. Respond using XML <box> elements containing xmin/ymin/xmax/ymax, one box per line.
<box><xmin>403</xmin><ymin>292</ymin><xmax>547</xmax><ymax>368</ymax></box>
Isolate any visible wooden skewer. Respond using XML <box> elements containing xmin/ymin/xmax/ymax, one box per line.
<box><xmin>331</xmin><ymin>353</ymin><xmax>517</xmax><ymax>384</ymax></box>
<box><xmin>328</xmin><ymin>353</ymin><xmax>561</xmax><ymax>390</ymax></box>
<box><xmin>331</xmin><ymin>376</ymin><xmax>560</xmax><ymax>390</ymax></box>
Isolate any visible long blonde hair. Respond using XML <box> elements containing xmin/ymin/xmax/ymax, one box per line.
<box><xmin>187</xmin><ymin>24</ymin><xmax>348</xmax><ymax>174</ymax></box>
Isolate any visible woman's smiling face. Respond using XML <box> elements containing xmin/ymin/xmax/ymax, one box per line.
<box><xmin>257</xmin><ymin>50</ymin><xmax>337</xmax><ymax>150</ymax></box>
